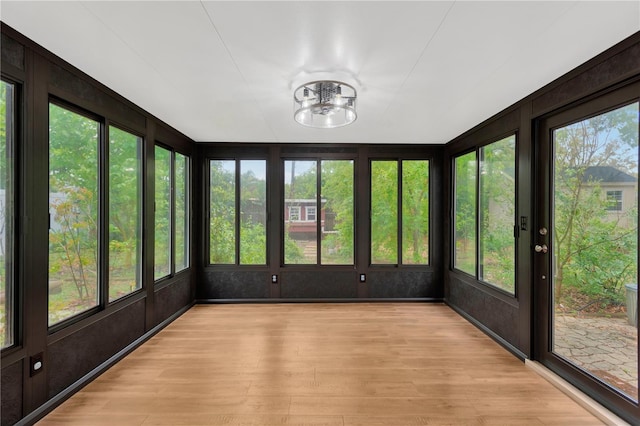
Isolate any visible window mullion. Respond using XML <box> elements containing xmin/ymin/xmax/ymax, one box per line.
<box><xmin>235</xmin><ymin>159</ymin><xmax>241</xmax><ymax>265</ymax></box>
<box><xmin>475</xmin><ymin>149</ymin><xmax>480</xmax><ymax>280</ymax></box>
<box><xmin>99</xmin><ymin>122</ymin><xmax>109</xmax><ymax>307</ymax></box>
<box><xmin>397</xmin><ymin>160</ymin><xmax>402</xmax><ymax>266</ymax></box>
<box><xmin>316</xmin><ymin>159</ymin><xmax>321</xmax><ymax>265</ymax></box>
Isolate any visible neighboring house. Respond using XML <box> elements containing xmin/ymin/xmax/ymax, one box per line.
<box><xmin>582</xmin><ymin>166</ymin><xmax>638</xmax><ymax>226</ymax></box>
<box><xmin>284</xmin><ymin>198</ymin><xmax>333</xmax><ymax>239</ymax></box>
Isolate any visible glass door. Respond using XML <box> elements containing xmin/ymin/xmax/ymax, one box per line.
<box><xmin>535</xmin><ymin>84</ymin><xmax>639</xmax><ymax>422</ymax></box>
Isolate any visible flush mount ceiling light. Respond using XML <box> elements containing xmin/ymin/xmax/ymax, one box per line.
<box><xmin>293</xmin><ymin>80</ymin><xmax>357</xmax><ymax>128</ymax></box>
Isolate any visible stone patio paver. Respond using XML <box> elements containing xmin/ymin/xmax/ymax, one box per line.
<box><xmin>554</xmin><ymin>314</ymin><xmax>638</xmax><ymax>399</ymax></box>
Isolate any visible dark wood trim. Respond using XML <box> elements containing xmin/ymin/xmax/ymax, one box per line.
<box><xmin>446</xmin><ymin>300</ymin><xmax>528</xmax><ymax>362</ymax></box>
<box><xmin>16</xmin><ymin>302</ymin><xmax>194</xmax><ymax>426</ymax></box>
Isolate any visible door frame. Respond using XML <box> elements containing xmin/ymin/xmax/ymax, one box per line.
<box><xmin>533</xmin><ymin>78</ymin><xmax>640</xmax><ymax>423</ymax></box>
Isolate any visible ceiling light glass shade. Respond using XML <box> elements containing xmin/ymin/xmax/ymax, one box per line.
<box><xmin>293</xmin><ymin>80</ymin><xmax>357</xmax><ymax>128</ymax></box>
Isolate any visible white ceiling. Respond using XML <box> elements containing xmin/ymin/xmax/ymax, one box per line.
<box><xmin>2</xmin><ymin>1</ymin><xmax>639</xmax><ymax>144</ymax></box>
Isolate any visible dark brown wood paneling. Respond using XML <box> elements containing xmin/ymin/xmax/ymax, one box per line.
<box><xmin>368</xmin><ymin>270</ymin><xmax>439</xmax><ymax>299</ymax></box>
<box><xmin>1</xmin><ymin>30</ymin><xmax>24</xmax><ymax>71</ymax></box>
<box><xmin>532</xmin><ymin>42</ymin><xmax>640</xmax><ymax>116</ymax></box>
<box><xmin>155</xmin><ymin>276</ymin><xmax>192</xmax><ymax>325</ymax></box>
<box><xmin>1</xmin><ymin>359</ymin><xmax>23</xmax><ymax>426</ymax></box>
<box><xmin>280</xmin><ymin>271</ymin><xmax>358</xmax><ymax>298</ymax></box>
<box><xmin>47</xmin><ymin>299</ymin><xmax>145</xmax><ymax>398</ymax></box>
<box><xmin>198</xmin><ymin>270</ymin><xmax>270</xmax><ymax>299</ymax></box>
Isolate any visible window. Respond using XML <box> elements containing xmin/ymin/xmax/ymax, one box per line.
<box><xmin>1</xmin><ymin>80</ymin><xmax>15</xmax><ymax>348</ymax></box>
<box><xmin>479</xmin><ymin>135</ymin><xmax>516</xmax><ymax>292</ymax></box>
<box><xmin>154</xmin><ymin>146</ymin><xmax>172</xmax><ymax>279</ymax></box>
<box><xmin>209</xmin><ymin>159</ymin><xmax>267</xmax><ymax>265</ymax></box>
<box><xmin>108</xmin><ymin>126</ymin><xmax>142</xmax><ymax>301</ymax></box>
<box><xmin>371</xmin><ymin>160</ymin><xmax>430</xmax><ymax>265</ymax></box>
<box><xmin>175</xmin><ymin>153</ymin><xmax>189</xmax><ymax>272</ymax></box>
<box><xmin>306</xmin><ymin>206</ymin><xmax>316</xmax><ymax>221</ymax></box>
<box><xmin>454</xmin><ymin>135</ymin><xmax>516</xmax><ymax>294</ymax></box>
<box><xmin>288</xmin><ymin>206</ymin><xmax>301</xmax><ymax>222</ymax></box>
<box><xmin>155</xmin><ymin>147</ymin><xmax>190</xmax><ymax>278</ymax></box>
<box><xmin>454</xmin><ymin>152</ymin><xmax>476</xmax><ymax>275</ymax></box>
<box><xmin>284</xmin><ymin>159</ymin><xmax>354</xmax><ymax>265</ymax></box>
<box><xmin>606</xmin><ymin>190</ymin><xmax>623</xmax><ymax>211</ymax></box>
<box><xmin>49</xmin><ymin>103</ymin><xmax>99</xmax><ymax>326</ymax></box>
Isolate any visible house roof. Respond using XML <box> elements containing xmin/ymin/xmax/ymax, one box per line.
<box><xmin>582</xmin><ymin>166</ymin><xmax>637</xmax><ymax>183</ymax></box>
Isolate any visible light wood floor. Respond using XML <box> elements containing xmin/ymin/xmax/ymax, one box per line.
<box><xmin>38</xmin><ymin>303</ymin><xmax>603</xmax><ymax>425</ymax></box>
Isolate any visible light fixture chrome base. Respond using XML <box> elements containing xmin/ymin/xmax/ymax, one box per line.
<box><xmin>293</xmin><ymin>80</ymin><xmax>357</xmax><ymax>129</ymax></box>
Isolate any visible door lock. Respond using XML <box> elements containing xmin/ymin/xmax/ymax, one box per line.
<box><xmin>534</xmin><ymin>244</ymin><xmax>548</xmax><ymax>253</ymax></box>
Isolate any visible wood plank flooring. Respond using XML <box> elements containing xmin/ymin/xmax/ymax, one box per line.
<box><xmin>37</xmin><ymin>303</ymin><xmax>603</xmax><ymax>425</ymax></box>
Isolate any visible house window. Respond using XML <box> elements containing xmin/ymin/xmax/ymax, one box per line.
<box><xmin>306</xmin><ymin>206</ymin><xmax>316</xmax><ymax>221</ymax></box>
<box><xmin>288</xmin><ymin>206</ymin><xmax>301</xmax><ymax>221</ymax></box>
<box><xmin>606</xmin><ymin>190</ymin><xmax>623</xmax><ymax>211</ymax></box>
<box><xmin>1</xmin><ymin>80</ymin><xmax>15</xmax><ymax>349</ymax></box>
<box><xmin>209</xmin><ymin>159</ymin><xmax>267</xmax><ymax>265</ymax></box>
<box><xmin>371</xmin><ymin>160</ymin><xmax>430</xmax><ymax>265</ymax></box>
<box><xmin>284</xmin><ymin>159</ymin><xmax>354</xmax><ymax>265</ymax></box>
<box><xmin>454</xmin><ymin>134</ymin><xmax>516</xmax><ymax>294</ymax></box>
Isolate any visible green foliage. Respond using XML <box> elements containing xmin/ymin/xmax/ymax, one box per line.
<box><xmin>479</xmin><ymin>136</ymin><xmax>516</xmax><ymax>292</ymax></box>
<box><xmin>321</xmin><ymin>160</ymin><xmax>354</xmax><ymax>264</ymax></box>
<box><xmin>554</xmin><ymin>102</ymin><xmax>639</xmax><ymax>311</ymax></box>
<box><xmin>210</xmin><ymin>160</ymin><xmax>236</xmax><ymax>264</ymax></box>
<box><xmin>454</xmin><ymin>152</ymin><xmax>476</xmax><ymax>274</ymax></box>
<box><xmin>175</xmin><ymin>153</ymin><xmax>189</xmax><ymax>271</ymax></box>
<box><xmin>154</xmin><ymin>146</ymin><xmax>172</xmax><ymax>278</ymax></box>
<box><xmin>48</xmin><ymin>104</ymin><xmax>99</xmax><ymax>324</ymax></box>
<box><xmin>371</xmin><ymin>161</ymin><xmax>398</xmax><ymax>264</ymax></box>
<box><xmin>109</xmin><ymin>126</ymin><xmax>141</xmax><ymax>300</ymax></box>
<box><xmin>402</xmin><ymin>160</ymin><xmax>429</xmax><ymax>264</ymax></box>
<box><xmin>0</xmin><ymin>81</ymin><xmax>10</xmax><ymax>347</ymax></box>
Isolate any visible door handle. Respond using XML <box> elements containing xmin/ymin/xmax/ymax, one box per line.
<box><xmin>534</xmin><ymin>244</ymin><xmax>548</xmax><ymax>253</ymax></box>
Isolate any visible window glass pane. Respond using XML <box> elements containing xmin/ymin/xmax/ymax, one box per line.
<box><xmin>284</xmin><ymin>160</ymin><xmax>317</xmax><ymax>264</ymax></box>
<box><xmin>1</xmin><ymin>81</ymin><xmax>14</xmax><ymax>348</ymax></box>
<box><xmin>371</xmin><ymin>161</ymin><xmax>398</xmax><ymax>264</ymax></box>
<box><xmin>402</xmin><ymin>160</ymin><xmax>429</xmax><ymax>265</ymax></box>
<box><xmin>108</xmin><ymin>127</ymin><xmax>142</xmax><ymax>301</ymax></box>
<box><xmin>49</xmin><ymin>103</ymin><xmax>99</xmax><ymax>325</ymax></box>
<box><xmin>240</xmin><ymin>160</ymin><xmax>266</xmax><ymax>265</ymax></box>
<box><xmin>454</xmin><ymin>152</ymin><xmax>476</xmax><ymax>275</ymax></box>
<box><xmin>552</xmin><ymin>102</ymin><xmax>638</xmax><ymax>401</ymax></box>
<box><xmin>606</xmin><ymin>190</ymin><xmax>623</xmax><ymax>211</ymax></box>
<box><xmin>321</xmin><ymin>160</ymin><xmax>354</xmax><ymax>265</ymax></box>
<box><xmin>175</xmin><ymin>153</ymin><xmax>189</xmax><ymax>272</ymax></box>
<box><xmin>154</xmin><ymin>146</ymin><xmax>171</xmax><ymax>279</ymax></box>
<box><xmin>210</xmin><ymin>160</ymin><xmax>236</xmax><ymax>264</ymax></box>
<box><xmin>479</xmin><ymin>136</ymin><xmax>516</xmax><ymax>292</ymax></box>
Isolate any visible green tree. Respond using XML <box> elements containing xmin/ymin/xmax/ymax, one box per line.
<box><xmin>210</xmin><ymin>160</ymin><xmax>235</xmax><ymax>264</ymax></box>
<box><xmin>554</xmin><ymin>102</ymin><xmax>639</xmax><ymax>308</ymax></box>
<box><xmin>402</xmin><ymin>160</ymin><xmax>429</xmax><ymax>264</ymax></box>
<box><xmin>454</xmin><ymin>152</ymin><xmax>476</xmax><ymax>274</ymax></box>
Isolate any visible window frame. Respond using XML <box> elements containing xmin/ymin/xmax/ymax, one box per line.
<box><xmin>154</xmin><ymin>143</ymin><xmax>191</xmax><ymax>281</ymax></box>
<box><xmin>207</xmin><ymin>157</ymin><xmax>268</xmax><ymax>267</ymax></box>
<box><xmin>1</xmin><ymin>77</ymin><xmax>17</xmax><ymax>351</ymax></box>
<box><xmin>282</xmin><ymin>157</ymin><xmax>356</xmax><ymax>267</ymax></box>
<box><xmin>451</xmin><ymin>132</ymin><xmax>519</xmax><ymax>297</ymax></box>
<box><xmin>47</xmin><ymin>98</ymin><xmax>153</xmax><ymax>332</ymax></box>
<box><xmin>369</xmin><ymin>158</ymin><xmax>431</xmax><ymax>267</ymax></box>
<box><xmin>107</xmin><ymin>123</ymin><xmax>144</xmax><ymax>302</ymax></box>
<box><xmin>606</xmin><ymin>190</ymin><xmax>623</xmax><ymax>212</ymax></box>
<box><xmin>47</xmin><ymin>99</ymin><xmax>103</xmax><ymax>330</ymax></box>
